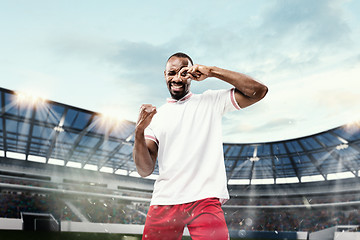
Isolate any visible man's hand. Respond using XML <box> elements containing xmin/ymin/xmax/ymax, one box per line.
<box><xmin>181</xmin><ymin>64</ymin><xmax>268</xmax><ymax>109</ymax></box>
<box><xmin>136</xmin><ymin>104</ymin><xmax>157</xmax><ymax>131</ymax></box>
<box><xmin>133</xmin><ymin>104</ymin><xmax>158</xmax><ymax>178</ymax></box>
<box><xmin>178</xmin><ymin>64</ymin><xmax>212</xmax><ymax>82</ymax></box>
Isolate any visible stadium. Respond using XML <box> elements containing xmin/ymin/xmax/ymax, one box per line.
<box><xmin>1</xmin><ymin>85</ymin><xmax>359</xmax><ymax>240</ymax></box>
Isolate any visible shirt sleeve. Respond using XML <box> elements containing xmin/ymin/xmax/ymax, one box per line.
<box><xmin>144</xmin><ymin>126</ymin><xmax>159</xmax><ymax>146</ymax></box>
<box><xmin>204</xmin><ymin>88</ymin><xmax>241</xmax><ymax>115</ymax></box>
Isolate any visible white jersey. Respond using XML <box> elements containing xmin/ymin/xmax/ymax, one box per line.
<box><xmin>144</xmin><ymin>88</ymin><xmax>241</xmax><ymax>205</ymax></box>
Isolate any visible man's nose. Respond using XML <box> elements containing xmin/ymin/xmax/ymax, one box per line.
<box><xmin>172</xmin><ymin>73</ymin><xmax>183</xmax><ymax>82</ymax></box>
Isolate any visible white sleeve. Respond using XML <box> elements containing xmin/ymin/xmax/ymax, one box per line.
<box><xmin>144</xmin><ymin>126</ymin><xmax>159</xmax><ymax>146</ymax></box>
<box><xmin>204</xmin><ymin>88</ymin><xmax>241</xmax><ymax>115</ymax></box>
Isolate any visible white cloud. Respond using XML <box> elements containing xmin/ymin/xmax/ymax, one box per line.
<box><xmin>223</xmin><ymin>61</ymin><xmax>360</xmax><ymax>143</ymax></box>
<box><xmin>1</xmin><ymin>0</ymin><xmax>359</xmax><ymax>143</ymax></box>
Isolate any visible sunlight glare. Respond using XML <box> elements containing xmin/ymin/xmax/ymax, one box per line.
<box><xmin>15</xmin><ymin>90</ymin><xmax>47</xmax><ymax>107</ymax></box>
<box><xmin>98</xmin><ymin>107</ymin><xmax>124</xmax><ymax>128</ymax></box>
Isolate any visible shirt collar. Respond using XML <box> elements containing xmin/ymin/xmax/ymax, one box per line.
<box><xmin>167</xmin><ymin>92</ymin><xmax>193</xmax><ymax>104</ymax></box>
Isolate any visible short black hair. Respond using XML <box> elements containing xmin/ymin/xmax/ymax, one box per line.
<box><xmin>167</xmin><ymin>52</ymin><xmax>193</xmax><ymax>65</ymax></box>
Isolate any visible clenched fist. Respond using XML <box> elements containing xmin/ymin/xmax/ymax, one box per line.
<box><xmin>136</xmin><ymin>104</ymin><xmax>157</xmax><ymax>131</ymax></box>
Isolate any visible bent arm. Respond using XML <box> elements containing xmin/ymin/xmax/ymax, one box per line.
<box><xmin>133</xmin><ymin>130</ymin><xmax>158</xmax><ymax>177</ymax></box>
<box><xmin>209</xmin><ymin>67</ymin><xmax>268</xmax><ymax>108</ymax></box>
<box><xmin>132</xmin><ymin>104</ymin><xmax>158</xmax><ymax>177</ymax></box>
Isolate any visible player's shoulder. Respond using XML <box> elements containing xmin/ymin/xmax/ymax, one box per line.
<box><xmin>201</xmin><ymin>89</ymin><xmax>231</xmax><ymax>98</ymax></box>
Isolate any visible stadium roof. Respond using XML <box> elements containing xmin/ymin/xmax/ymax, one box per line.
<box><xmin>225</xmin><ymin>125</ymin><xmax>360</xmax><ymax>185</ymax></box>
<box><xmin>1</xmin><ymin>87</ymin><xmax>360</xmax><ymax>184</ymax></box>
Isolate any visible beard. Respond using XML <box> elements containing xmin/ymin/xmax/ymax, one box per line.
<box><xmin>168</xmin><ymin>82</ymin><xmax>189</xmax><ymax>100</ymax></box>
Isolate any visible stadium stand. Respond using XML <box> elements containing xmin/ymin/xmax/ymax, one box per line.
<box><xmin>1</xmin><ymin>86</ymin><xmax>360</xmax><ymax>239</ymax></box>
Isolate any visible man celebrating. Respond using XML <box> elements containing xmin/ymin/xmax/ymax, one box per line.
<box><xmin>133</xmin><ymin>52</ymin><xmax>268</xmax><ymax>240</ymax></box>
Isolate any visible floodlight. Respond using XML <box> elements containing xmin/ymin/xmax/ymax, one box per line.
<box><xmin>337</xmin><ymin>137</ymin><xmax>348</xmax><ymax>144</ymax></box>
<box><xmin>250</xmin><ymin>145</ymin><xmax>260</xmax><ymax>162</ymax></box>
<box><xmin>98</xmin><ymin>107</ymin><xmax>124</xmax><ymax>126</ymax></box>
<box><xmin>15</xmin><ymin>91</ymin><xmax>47</xmax><ymax>106</ymax></box>
<box><xmin>336</xmin><ymin>143</ymin><xmax>348</xmax><ymax>150</ymax></box>
<box><xmin>54</xmin><ymin>126</ymin><xmax>64</xmax><ymax>132</ymax></box>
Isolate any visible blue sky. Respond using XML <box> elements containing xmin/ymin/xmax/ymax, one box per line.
<box><xmin>1</xmin><ymin>0</ymin><xmax>359</xmax><ymax>143</ymax></box>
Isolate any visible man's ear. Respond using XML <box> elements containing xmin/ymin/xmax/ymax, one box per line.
<box><xmin>164</xmin><ymin>70</ymin><xmax>166</xmax><ymax>78</ymax></box>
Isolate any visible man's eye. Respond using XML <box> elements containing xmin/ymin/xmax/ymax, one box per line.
<box><xmin>180</xmin><ymin>70</ymin><xmax>188</xmax><ymax>77</ymax></box>
<box><xmin>167</xmin><ymin>71</ymin><xmax>176</xmax><ymax>76</ymax></box>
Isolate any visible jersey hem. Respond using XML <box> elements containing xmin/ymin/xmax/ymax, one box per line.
<box><xmin>150</xmin><ymin>195</ymin><xmax>230</xmax><ymax>206</ymax></box>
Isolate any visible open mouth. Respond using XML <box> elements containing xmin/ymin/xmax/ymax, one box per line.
<box><xmin>170</xmin><ymin>83</ymin><xmax>184</xmax><ymax>91</ymax></box>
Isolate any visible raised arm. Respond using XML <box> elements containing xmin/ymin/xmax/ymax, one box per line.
<box><xmin>133</xmin><ymin>104</ymin><xmax>158</xmax><ymax>177</ymax></box>
<box><xmin>180</xmin><ymin>65</ymin><xmax>268</xmax><ymax>108</ymax></box>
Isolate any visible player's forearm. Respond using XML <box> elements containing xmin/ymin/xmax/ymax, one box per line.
<box><xmin>133</xmin><ymin>130</ymin><xmax>155</xmax><ymax>177</ymax></box>
<box><xmin>209</xmin><ymin>66</ymin><xmax>268</xmax><ymax>100</ymax></box>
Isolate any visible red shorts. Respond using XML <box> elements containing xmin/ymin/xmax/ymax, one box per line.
<box><xmin>142</xmin><ymin>198</ymin><xmax>229</xmax><ymax>240</ymax></box>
